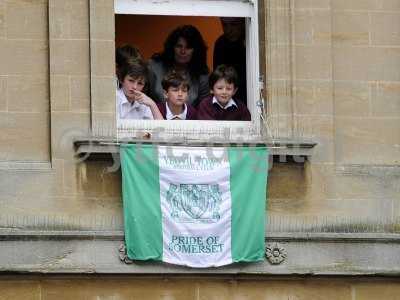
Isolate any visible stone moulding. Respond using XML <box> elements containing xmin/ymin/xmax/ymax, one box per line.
<box><xmin>1</xmin><ymin>231</ymin><xmax>396</xmax><ymax>274</ymax></box>
<box><xmin>265</xmin><ymin>242</ymin><xmax>287</xmax><ymax>265</ymax></box>
<box><xmin>119</xmin><ymin>242</ymin><xmax>289</xmax><ymax>266</ymax></box>
<box><xmin>118</xmin><ymin>243</ymin><xmax>133</xmax><ymax>264</ymax></box>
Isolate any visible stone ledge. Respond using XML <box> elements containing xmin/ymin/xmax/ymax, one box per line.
<box><xmin>0</xmin><ymin>231</ymin><xmax>399</xmax><ymax>275</ymax></box>
<box><xmin>73</xmin><ymin>137</ymin><xmax>317</xmax><ymax>161</ymax></box>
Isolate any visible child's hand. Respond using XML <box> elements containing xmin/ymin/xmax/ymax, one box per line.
<box><xmin>133</xmin><ymin>90</ymin><xmax>154</xmax><ymax>107</ymax></box>
<box><xmin>133</xmin><ymin>90</ymin><xmax>163</xmax><ymax>120</ymax></box>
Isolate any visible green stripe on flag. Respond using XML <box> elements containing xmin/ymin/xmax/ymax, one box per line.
<box><xmin>121</xmin><ymin>144</ymin><xmax>163</xmax><ymax>261</ymax></box>
<box><xmin>229</xmin><ymin>147</ymin><xmax>268</xmax><ymax>262</ymax></box>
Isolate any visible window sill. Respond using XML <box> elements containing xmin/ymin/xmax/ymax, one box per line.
<box><xmin>73</xmin><ymin>137</ymin><xmax>317</xmax><ymax>162</ymax></box>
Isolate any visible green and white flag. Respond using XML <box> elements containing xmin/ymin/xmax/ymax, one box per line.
<box><xmin>121</xmin><ymin>144</ymin><xmax>268</xmax><ymax>268</ymax></box>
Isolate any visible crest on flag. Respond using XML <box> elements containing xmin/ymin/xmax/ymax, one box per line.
<box><xmin>166</xmin><ymin>183</ymin><xmax>222</xmax><ymax>223</ymax></box>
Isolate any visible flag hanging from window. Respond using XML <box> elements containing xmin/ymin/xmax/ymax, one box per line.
<box><xmin>121</xmin><ymin>144</ymin><xmax>268</xmax><ymax>268</ymax></box>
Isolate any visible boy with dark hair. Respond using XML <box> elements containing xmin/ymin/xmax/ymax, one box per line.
<box><xmin>197</xmin><ymin>65</ymin><xmax>250</xmax><ymax>121</ymax></box>
<box><xmin>115</xmin><ymin>44</ymin><xmax>142</xmax><ymax>87</ymax></box>
<box><xmin>157</xmin><ymin>71</ymin><xmax>197</xmax><ymax>120</ymax></box>
<box><xmin>116</xmin><ymin>59</ymin><xmax>163</xmax><ymax>120</ymax></box>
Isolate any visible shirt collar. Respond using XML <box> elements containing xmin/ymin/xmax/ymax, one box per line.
<box><xmin>165</xmin><ymin>102</ymin><xmax>187</xmax><ymax>120</ymax></box>
<box><xmin>212</xmin><ymin>96</ymin><xmax>237</xmax><ymax>110</ymax></box>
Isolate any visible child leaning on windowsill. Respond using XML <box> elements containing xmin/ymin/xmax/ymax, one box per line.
<box><xmin>116</xmin><ymin>59</ymin><xmax>163</xmax><ymax>121</ymax></box>
<box><xmin>157</xmin><ymin>71</ymin><xmax>197</xmax><ymax>120</ymax></box>
<box><xmin>197</xmin><ymin>64</ymin><xmax>250</xmax><ymax>121</ymax></box>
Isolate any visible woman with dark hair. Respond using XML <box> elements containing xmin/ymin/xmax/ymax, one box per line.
<box><xmin>148</xmin><ymin>25</ymin><xmax>210</xmax><ymax>107</ymax></box>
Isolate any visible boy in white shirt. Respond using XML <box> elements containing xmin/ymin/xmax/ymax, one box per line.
<box><xmin>117</xmin><ymin>60</ymin><xmax>163</xmax><ymax>120</ymax></box>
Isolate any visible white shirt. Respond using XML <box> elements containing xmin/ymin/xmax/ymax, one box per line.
<box><xmin>165</xmin><ymin>103</ymin><xmax>188</xmax><ymax>120</ymax></box>
<box><xmin>116</xmin><ymin>88</ymin><xmax>153</xmax><ymax>120</ymax></box>
<box><xmin>212</xmin><ymin>96</ymin><xmax>238</xmax><ymax>110</ymax></box>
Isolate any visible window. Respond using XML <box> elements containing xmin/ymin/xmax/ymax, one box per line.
<box><xmin>114</xmin><ymin>0</ymin><xmax>261</xmax><ymax>141</ymax></box>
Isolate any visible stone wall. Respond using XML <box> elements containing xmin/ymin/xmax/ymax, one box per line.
<box><xmin>0</xmin><ymin>0</ymin><xmax>50</xmax><ymax>161</ymax></box>
<box><xmin>332</xmin><ymin>0</ymin><xmax>400</xmax><ymax>165</ymax></box>
<box><xmin>0</xmin><ymin>0</ymin><xmax>399</xmax><ymax>279</ymax></box>
<box><xmin>266</xmin><ymin>0</ymin><xmax>400</xmax><ymax>233</ymax></box>
<box><xmin>1</xmin><ymin>276</ymin><xmax>400</xmax><ymax>300</ymax></box>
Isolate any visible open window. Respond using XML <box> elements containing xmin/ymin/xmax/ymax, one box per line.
<box><xmin>115</xmin><ymin>0</ymin><xmax>261</xmax><ymax>141</ymax></box>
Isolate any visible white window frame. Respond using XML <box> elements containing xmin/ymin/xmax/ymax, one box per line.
<box><xmin>115</xmin><ymin>0</ymin><xmax>261</xmax><ymax>141</ymax></box>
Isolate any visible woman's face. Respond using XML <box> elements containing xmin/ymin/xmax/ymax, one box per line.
<box><xmin>174</xmin><ymin>37</ymin><xmax>194</xmax><ymax>65</ymax></box>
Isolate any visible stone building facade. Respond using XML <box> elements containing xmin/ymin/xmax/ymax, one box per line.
<box><xmin>0</xmin><ymin>0</ymin><xmax>399</xmax><ymax>298</ymax></box>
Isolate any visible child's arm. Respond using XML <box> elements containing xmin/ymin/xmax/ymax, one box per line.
<box><xmin>133</xmin><ymin>90</ymin><xmax>164</xmax><ymax>120</ymax></box>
